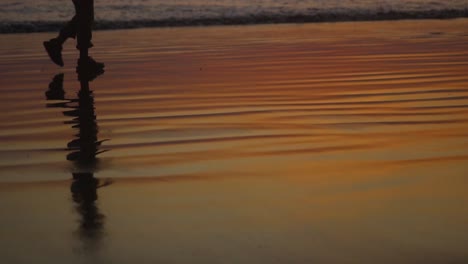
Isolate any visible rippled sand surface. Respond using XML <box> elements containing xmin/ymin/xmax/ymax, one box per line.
<box><xmin>1</xmin><ymin>20</ymin><xmax>468</xmax><ymax>263</ymax></box>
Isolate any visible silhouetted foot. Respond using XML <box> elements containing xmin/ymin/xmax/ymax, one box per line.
<box><xmin>78</xmin><ymin>56</ymin><xmax>104</xmax><ymax>70</ymax></box>
<box><xmin>43</xmin><ymin>39</ymin><xmax>64</xmax><ymax>67</ymax></box>
<box><xmin>77</xmin><ymin>56</ymin><xmax>105</xmax><ymax>81</ymax></box>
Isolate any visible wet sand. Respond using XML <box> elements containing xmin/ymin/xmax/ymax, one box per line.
<box><xmin>1</xmin><ymin>19</ymin><xmax>468</xmax><ymax>263</ymax></box>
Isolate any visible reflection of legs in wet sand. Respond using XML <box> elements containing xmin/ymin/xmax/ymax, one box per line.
<box><xmin>43</xmin><ymin>0</ymin><xmax>104</xmax><ymax>71</ymax></box>
<box><xmin>65</xmin><ymin>81</ymin><xmax>102</xmax><ymax>166</ymax></box>
<box><xmin>69</xmin><ymin>72</ymin><xmax>111</xmax><ymax>250</ymax></box>
<box><xmin>71</xmin><ymin>172</ymin><xmax>112</xmax><ymax>245</ymax></box>
<box><xmin>45</xmin><ymin>73</ymin><xmax>65</xmax><ymax>100</ymax></box>
<box><xmin>45</xmin><ymin>71</ymin><xmax>111</xmax><ymax>251</ymax></box>
<box><xmin>71</xmin><ymin>172</ymin><xmax>104</xmax><ymax>240</ymax></box>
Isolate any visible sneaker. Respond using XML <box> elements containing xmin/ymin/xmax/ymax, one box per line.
<box><xmin>43</xmin><ymin>39</ymin><xmax>64</xmax><ymax>67</ymax></box>
<box><xmin>78</xmin><ymin>56</ymin><xmax>105</xmax><ymax>69</ymax></box>
<box><xmin>77</xmin><ymin>56</ymin><xmax>105</xmax><ymax>81</ymax></box>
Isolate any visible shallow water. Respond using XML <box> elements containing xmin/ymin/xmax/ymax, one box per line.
<box><xmin>0</xmin><ymin>20</ymin><xmax>468</xmax><ymax>263</ymax></box>
<box><xmin>2</xmin><ymin>0</ymin><xmax>468</xmax><ymax>21</ymax></box>
<box><xmin>1</xmin><ymin>0</ymin><xmax>468</xmax><ymax>32</ymax></box>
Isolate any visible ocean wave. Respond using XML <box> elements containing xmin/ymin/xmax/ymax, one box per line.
<box><xmin>1</xmin><ymin>9</ymin><xmax>468</xmax><ymax>33</ymax></box>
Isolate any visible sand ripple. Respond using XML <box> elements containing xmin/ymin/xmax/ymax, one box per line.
<box><xmin>0</xmin><ymin>20</ymin><xmax>467</xmax><ymax>183</ymax></box>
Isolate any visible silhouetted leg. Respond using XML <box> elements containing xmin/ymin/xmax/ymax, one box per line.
<box><xmin>76</xmin><ymin>0</ymin><xmax>94</xmax><ymax>60</ymax></box>
<box><xmin>57</xmin><ymin>17</ymin><xmax>78</xmax><ymax>44</ymax></box>
<box><xmin>56</xmin><ymin>0</ymin><xmax>79</xmax><ymax>45</ymax></box>
<box><xmin>75</xmin><ymin>0</ymin><xmax>104</xmax><ymax>76</ymax></box>
<box><xmin>44</xmin><ymin>1</ymin><xmax>79</xmax><ymax>66</ymax></box>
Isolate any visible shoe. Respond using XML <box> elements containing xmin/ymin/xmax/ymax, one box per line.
<box><xmin>77</xmin><ymin>56</ymin><xmax>105</xmax><ymax>81</ymax></box>
<box><xmin>43</xmin><ymin>39</ymin><xmax>64</xmax><ymax>67</ymax></box>
<box><xmin>78</xmin><ymin>56</ymin><xmax>104</xmax><ymax>69</ymax></box>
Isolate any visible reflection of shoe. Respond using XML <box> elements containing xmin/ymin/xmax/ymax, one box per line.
<box><xmin>43</xmin><ymin>39</ymin><xmax>64</xmax><ymax>67</ymax></box>
<box><xmin>45</xmin><ymin>73</ymin><xmax>65</xmax><ymax>100</ymax></box>
<box><xmin>76</xmin><ymin>56</ymin><xmax>105</xmax><ymax>81</ymax></box>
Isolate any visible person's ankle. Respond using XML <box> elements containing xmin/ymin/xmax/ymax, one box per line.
<box><xmin>54</xmin><ymin>37</ymin><xmax>66</xmax><ymax>45</ymax></box>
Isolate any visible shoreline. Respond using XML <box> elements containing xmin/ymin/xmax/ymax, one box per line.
<box><xmin>1</xmin><ymin>9</ymin><xmax>468</xmax><ymax>34</ymax></box>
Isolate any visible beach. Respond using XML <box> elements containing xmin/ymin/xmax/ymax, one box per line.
<box><xmin>1</xmin><ymin>19</ymin><xmax>468</xmax><ymax>263</ymax></box>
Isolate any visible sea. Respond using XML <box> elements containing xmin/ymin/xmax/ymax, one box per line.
<box><xmin>1</xmin><ymin>0</ymin><xmax>468</xmax><ymax>33</ymax></box>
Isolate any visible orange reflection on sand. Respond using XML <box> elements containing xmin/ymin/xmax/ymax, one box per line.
<box><xmin>1</xmin><ymin>19</ymin><xmax>468</xmax><ymax>263</ymax></box>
